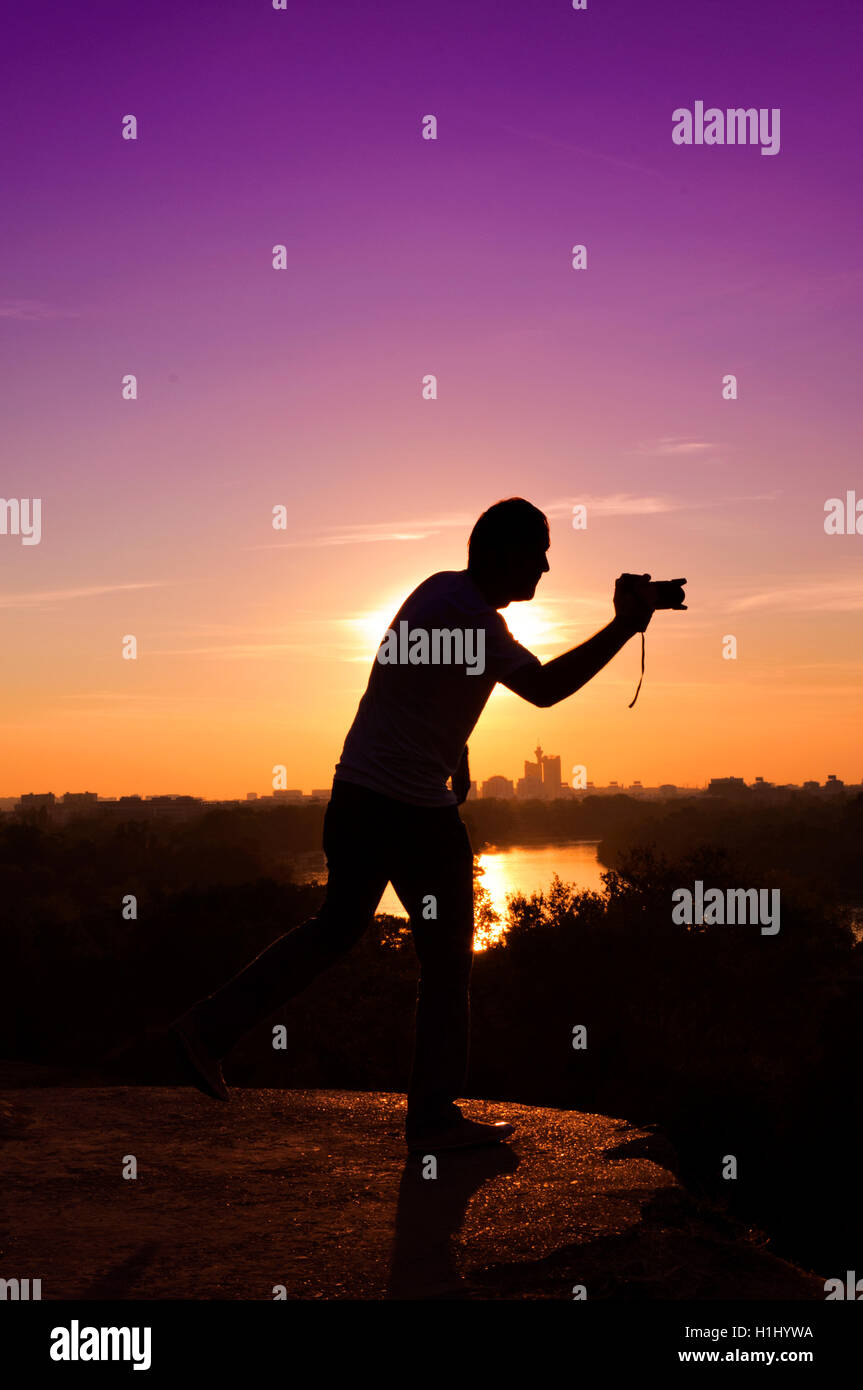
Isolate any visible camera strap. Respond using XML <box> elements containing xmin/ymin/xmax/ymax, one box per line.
<box><xmin>628</xmin><ymin>632</ymin><xmax>645</xmax><ymax>708</ymax></box>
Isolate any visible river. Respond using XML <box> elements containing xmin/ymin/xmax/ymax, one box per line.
<box><xmin>294</xmin><ymin>840</ymin><xmax>863</xmax><ymax>948</ymax></box>
<box><xmin>295</xmin><ymin>840</ymin><xmax>606</xmax><ymax>945</ymax></box>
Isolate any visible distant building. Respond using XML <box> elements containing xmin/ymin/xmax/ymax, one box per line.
<box><xmin>61</xmin><ymin>791</ymin><xmax>98</xmax><ymax>807</ymax></box>
<box><xmin>591</xmin><ymin>780</ymin><xmax>626</xmax><ymax>796</ymax></box>
<box><xmin>246</xmin><ymin>792</ymin><xmax>258</xmax><ymax>801</ymax></box>
<box><xmin>142</xmin><ymin>795</ymin><xmax>204</xmax><ymax>819</ymax></box>
<box><xmin>515</xmin><ymin>777</ymin><xmax>540</xmax><ymax>799</ymax></box>
<box><xmin>91</xmin><ymin>796</ymin><xmax>142</xmax><ymax>814</ymax></box>
<box><xmin>825</xmin><ymin>773</ymin><xmax>845</xmax><ymax>791</ymax></box>
<box><xmin>18</xmin><ymin>793</ymin><xmax>55</xmax><ymax>808</ymax></box>
<box><xmin>518</xmin><ymin>744</ymin><xmax>562</xmax><ymax>799</ymax></box>
<box><xmin>708</xmin><ymin>777</ymin><xmax>748</xmax><ymax>795</ymax></box>
<box><xmin>482</xmin><ymin>776</ymin><xmax>514</xmax><ymax>799</ymax></box>
<box><xmin>309</xmin><ymin>789</ymin><xmax>331</xmax><ymax>801</ymax></box>
<box><xmin>272</xmin><ymin>789</ymin><xmax>304</xmax><ymax>803</ymax></box>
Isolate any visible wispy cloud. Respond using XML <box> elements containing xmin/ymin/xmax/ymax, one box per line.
<box><xmin>545</xmin><ymin>493</ymin><xmax>690</xmax><ymax>518</ymax></box>
<box><xmin>147</xmin><ymin>642</ymin><xmax>308</xmax><ymax>658</ymax></box>
<box><xmin>471</xmin><ymin>114</ymin><xmax>677</xmax><ymax>186</ymax></box>
<box><xmin>0</xmin><ymin>582</ymin><xmax>162</xmax><ymax>611</ymax></box>
<box><xmin>245</xmin><ymin>511</ymin><xmax>473</xmax><ymax>551</ymax></box>
<box><xmin>248</xmin><ymin>490</ymin><xmax>778</xmax><ymax>554</ymax></box>
<box><xmin>0</xmin><ymin>299</ymin><xmax>81</xmax><ymax>321</ymax></box>
<box><xmin>252</xmin><ymin>529</ymin><xmax>438</xmax><ymax>549</ymax></box>
<box><xmin>50</xmin><ymin>690</ymin><xmax>243</xmax><ymax>715</ymax></box>
<box><xmin>548</xmin><ymin>490</ymin><xmax>778</xmax><ymax>520</ymax></box>
<box><xmin>261</xmin><ymin>501</ymin><xmax>686</xmax><ymax>551</ymax></box>
<box><xmin>149</xmin><ymin>616</ymin><xmax>389</xmax><ymax>662</ymax></box>
<box><xmin>729</xmin><ymin>581</ymin><xmax>863</xmax><ymax>614</ymax></box>
<box><xmin>58</xmin><ymin>691</ymin><xmax>166</xmax><ymax>701</ymax></box>
<box><xmin>631</xmin><ymin>437</ymin><xmax>717</xmax><ymax>457</ymax></box>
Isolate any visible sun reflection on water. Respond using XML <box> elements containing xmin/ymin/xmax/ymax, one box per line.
<box><xmin>372</xmin><ymin>843</ymin><xmax>606</xmax><ymax>950</ymax></box>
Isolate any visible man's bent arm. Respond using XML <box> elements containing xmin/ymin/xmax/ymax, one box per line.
<box><xmin>451</xmin><ymin>745</ymin><xmax>471</xmax><ymax>804</ymax></box>
<box><xmin>502</xmin><ymin>616</ymin><xmax>640</xmax><ymax>708</ymax></box>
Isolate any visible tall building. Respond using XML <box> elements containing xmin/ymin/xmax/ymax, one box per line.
<box><xmin>542</xmin><ymin>753</ymin><xmax>562</xmax><ymax>798</ymax></box>
<box><xmin>522</xmin><ymin>757</ymin><xmax>542</xmax><ymax>787</ymax></box>
<box><xmin>518</xmin><ymin>744</ymin><xmax>563</xmax><ymax>799</ymax></box>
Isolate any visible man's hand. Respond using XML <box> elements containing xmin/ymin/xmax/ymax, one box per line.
<box><xmin>503</xmin><ymin>574</ymin><xmax>658</xmax><ymax>708</ymax></box>
<box><xmin>613</xmin><ymin>573</ymin><xmax>656</xmax><ymax>636</ymax></box>
<box><xmin>452</xmin><ymin>746</ymin><xmax>471</xmax><ymax>804</ymax></box>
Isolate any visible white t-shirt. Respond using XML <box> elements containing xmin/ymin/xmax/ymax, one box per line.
<box><xmin>335</xmin><ymin>570</ymin><xmax>539</xmax><ymax>806</ymax></box>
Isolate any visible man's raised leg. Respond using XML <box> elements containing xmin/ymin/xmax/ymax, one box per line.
<box><xmin>173</xmin><ymin>783</ymin><xmax>389</xmax><ymax>1095</ymax></box>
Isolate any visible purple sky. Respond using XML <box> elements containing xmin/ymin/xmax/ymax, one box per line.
<box><xmin>3</xmin><ymin>0</ymin><xmax>862</xmax><ymax>795</ymax></box>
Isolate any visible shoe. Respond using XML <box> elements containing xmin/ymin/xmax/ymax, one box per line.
<box><xmin>406</xmin><ymin>1117</ymin><xmax>515</xmax><ymax>1154</ymax></box>
<box><xmin>171</xmin><ymin>1010</ymin><xmax>230</xmax><ymax>1102</ymax></box>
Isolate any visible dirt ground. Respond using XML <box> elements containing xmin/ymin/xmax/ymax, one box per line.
<box><xmin>1</xmin><ymin>1079</ymin><xmax>823</xmax><ymax>1300</ymax></box>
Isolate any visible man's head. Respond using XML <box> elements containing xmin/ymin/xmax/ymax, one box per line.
<box><xmin>467</xmin><ymin>498</ymin><xmax>550</xmax><ymax>607</ymax></box>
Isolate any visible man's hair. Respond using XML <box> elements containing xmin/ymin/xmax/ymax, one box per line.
<box><xmin>468</xmin><ymin>498</ymin><xmax>549</xmax><ymax>569</ymax></box>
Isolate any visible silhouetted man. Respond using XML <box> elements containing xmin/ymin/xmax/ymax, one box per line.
<box><xmin>174</xmin><ymin>498</ymin><xmax>656</xmax><ymax>1152</ymax></box>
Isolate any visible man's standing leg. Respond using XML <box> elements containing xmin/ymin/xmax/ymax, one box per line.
<box><xmin>392</xmin><ymin>807</ymin><xmax>512</xmax><ymax>1150</ymax></box>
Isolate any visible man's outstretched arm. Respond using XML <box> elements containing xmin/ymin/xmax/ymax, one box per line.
<box><xmin>502</xmin><ymin>575</ymin><xmax>654</xmax><ymax>709</ymax></box>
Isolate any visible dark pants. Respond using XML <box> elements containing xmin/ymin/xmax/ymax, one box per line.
<box><xmin>194</xmin><ymin>778</ymin><xmax>475</xmax><ymax>1133</ymax></box>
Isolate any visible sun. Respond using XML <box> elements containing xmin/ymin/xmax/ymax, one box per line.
<box><xmin>502</xmin><ymin>601</ymin><xmax>556</xmax><ymax>653</ymax></box>
<box><xmin>351</xmin><ymin>597</ymin><xmax>405</xmax><ymax>660</ymax></box>
<box><xmin>350</xmin><ymin>596</ymin><xmax>557</xmax><ymax>663</ymax></box>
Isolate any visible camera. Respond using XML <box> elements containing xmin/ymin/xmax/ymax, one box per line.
<box><xmin>617</xmin><ymin>574</ymin><xmax>687</xmax><ymax>609</ymax></box>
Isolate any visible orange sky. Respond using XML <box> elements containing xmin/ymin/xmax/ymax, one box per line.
<box><xmin>4</xmin><ymin>484</ymin><xmax>862</xmax><ymax>797</ymax></box>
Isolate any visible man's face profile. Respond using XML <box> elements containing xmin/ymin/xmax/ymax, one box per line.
<box><xmin>501</xmin><ymin>537</ymin><xmax>550</xmax><ymax>605</ymax></box>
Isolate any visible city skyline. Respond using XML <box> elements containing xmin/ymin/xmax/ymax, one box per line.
<box><xmin>4</xmin><ymin>768</ymin><xmax>856</xmax><ymax>811</ymax></box>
